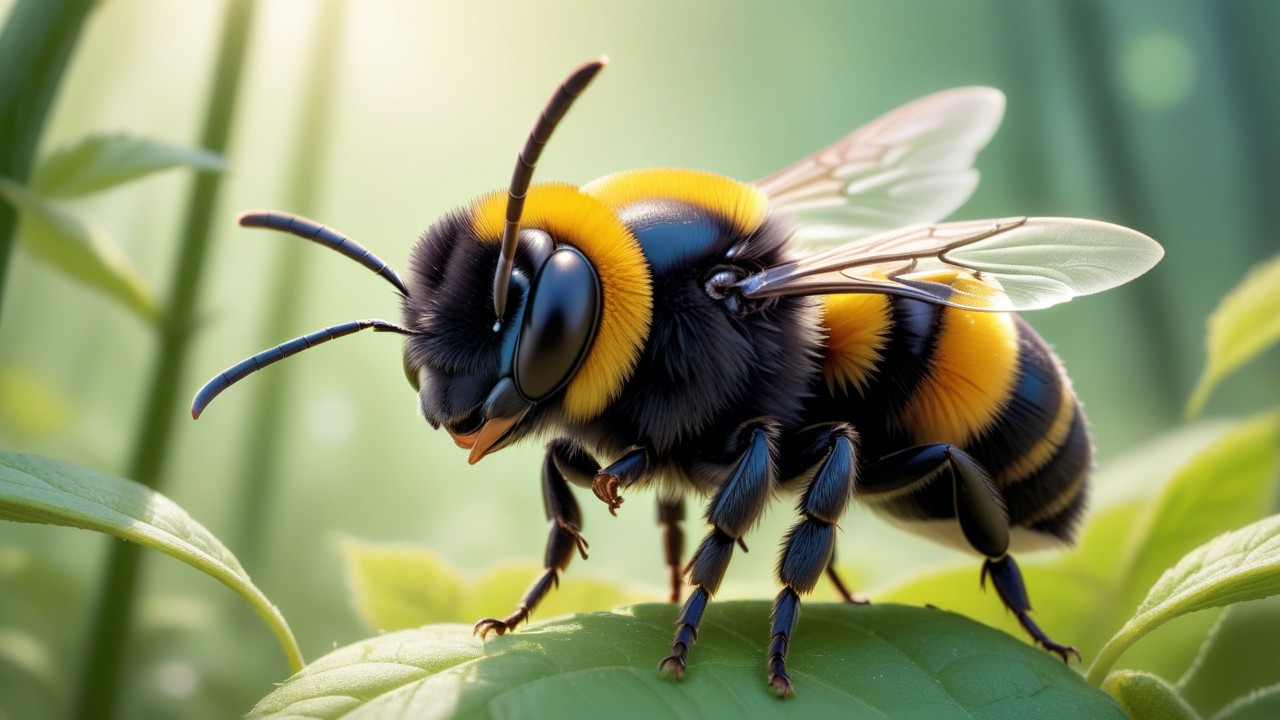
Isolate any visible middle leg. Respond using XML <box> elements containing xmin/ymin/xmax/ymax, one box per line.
<box><xmin>659</xmin><ymin>419</ymin><xmax>778</xmax><ymax>679</ymax></box>
<box><xmin>780</xmin><ymin>423</ymin><xmax>867</xmax><ymax>605</ymax></box>
<box><xmin>770</xmin><ymin>423</ymin><xmax>858</xmax><ymax>697</ymax></box>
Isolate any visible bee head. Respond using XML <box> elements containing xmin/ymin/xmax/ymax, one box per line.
<box><xmin>191</xmin><ymin>59</ymin><xmax>623</xmax><ymax>466</ymax></box>
<box><xmin>400</xmin><ymin>57</ymin><xmax>620</xmax><ymax>462</ymax></box>
<box><xmin>401</xmin><ymin>210</ymin><xmax>601</xmax><ymax>463</ymax></box>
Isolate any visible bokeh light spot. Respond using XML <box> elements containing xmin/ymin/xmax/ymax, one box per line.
<box><xmin>1122</xmin><ymin>32</ymin><xmax>1195</xmax><ymax>109</ymax></box>
<box><xmin>305</xmin><ymin>391</ymin><xmax>357</xmax><ymax>445</ymax></box>
<box><xmin>154</xmin><ymin>660</ymin><xmax>199</xmax><ymax>699</ymax></box>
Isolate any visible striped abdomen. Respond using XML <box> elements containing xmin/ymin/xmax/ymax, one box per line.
<box><xmin>819</xmin><ymin>293</ymin><xmax>1092</xmax><ymax>550</ymax></box>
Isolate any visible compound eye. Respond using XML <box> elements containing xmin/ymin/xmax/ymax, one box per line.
<box><xmin>402</xmin><ymin>350</ymin><xmax>421</xmax><ymax>392</ymax></box>
<box><xmin>514</xmin><ymin>247</ymin><xmax>601</xmax><ymax>401</ymax></box>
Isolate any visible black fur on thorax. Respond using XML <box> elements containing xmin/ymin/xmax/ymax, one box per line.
<box><xmin>562</xmin><ymin>213</ymin><xmax>824</xmax><ymax>469</ymax></box>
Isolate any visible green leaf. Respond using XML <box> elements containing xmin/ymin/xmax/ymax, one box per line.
<box><xmin>1088</xmin><ymin>514</ymin><xmax>1280</xmax><ymax>685</ymax></box>
<box><xmin>1187</xmin><ymin>254</ymin><xmax>1280</xmax><ymax>418</ymax></box>
<box><xmin>249</xmin><ymin>603</ymin><xmax>1124</xmax><ymax>719</ymax></box>
<box><xmin>1103</xmin><ymin>670</ymin><xmax>1201</xmax><ymax>720</ymax></box>
<box><xmin>30</xmin><ymin>133</ymin><xmax>225</xmax><ymax>198</ymax></box>
<box><xmin>1117</xmin><ymin>412</ymin><xmax>1280</xmax><ymax>617</ymax></box>
<box><xmin>1214</xmin><ymin>685</ymin><xmax>1280</xmax><ymax>720</ymax></box>
<box><xmin>340</xmin><ymin>538</ymin><xmax>466</xmax><ymax>630</ymax></box>
<box><xmin>0</xmin><ymin>178</ymin><xmax>157</xmax><ymax>322</ymax></box>
<box><xmin>0</xmin><ymin>452</ymin><xmax>303</xmax><ymax>673</ymax></box>
<box><xmin>1178</xmin><ymin>599</ymin><xmax>1280</xmax><ymax>717</ymax></box>
<box><xmin>470</xmin><ymin>565</ymin><xmax>640</xmax><ymax>622</ymax></box>
<box><xmin>340</xmin><ymin>537</ymin><xmax>641</xmax><ymax>632</ymax></box>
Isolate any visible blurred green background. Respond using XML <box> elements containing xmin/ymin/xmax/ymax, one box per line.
<box><xmin>1</xmin><ymin>0</ymin><xmax>1277</xmax><ymax>717</ymax></box>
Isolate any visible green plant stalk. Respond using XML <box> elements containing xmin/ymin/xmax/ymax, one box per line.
<box><xmin>72</xmin><ymin>1</ymin><xmax>257</xmax><ymax>718</ymax></box>
<box><xmin>0</xmin><ymin>0</ymin><xmax>97</xmax><ymax>325</ymax></box>
<box><xmin>235</xmin><ymin>0</ymin><xmax>343</xmax><ymax>566</ymax></box>
<box><xmin>1059</xmin><ymin>0</ymin><xmax>1184</xmax><ymax>414</ymax></box>
<box><xmin>991</xmin><ymin>2</ymin><xmax>1053</xmax><ymax>214</ymax></box>
<box><xmin>1211</xmin><ymin>2</ymin><xmax>1280</xmax><ymax>263</ymax></box>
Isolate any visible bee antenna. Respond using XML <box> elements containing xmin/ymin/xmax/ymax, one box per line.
<box><xmin>492</xmin><ymin>56</ymin><xmax>608</xmax><ymax>319</ymax></box>
<box><xmin>191</xmin><ymin>319</ymin><xmax>414</xmax><ymax>419</ymax></box>
<box><xmin>239</xmin><ymin>211</ymin><xmax>410</xmax><ymax>297</ymax></box>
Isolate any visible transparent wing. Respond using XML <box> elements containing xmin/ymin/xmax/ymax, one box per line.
<box><xmin>735</xmin><ymin>217</ymin><xmax>1164</xmax><ymax>312</ymax></box>
<box><xmin>756</xmin><ymin>87</ymin><xmax>1005</xmax><ymax>244</ymax></box>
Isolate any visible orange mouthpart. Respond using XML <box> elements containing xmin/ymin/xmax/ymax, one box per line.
<box><xmin>446</xmin><ymin>427</ymin><xmax>479</xmax><ymax>450</ymax></box>
<box><xmin>447</xmin><ymin>415</ymin><xmax>520</xmax><ymax>465</ymax></box>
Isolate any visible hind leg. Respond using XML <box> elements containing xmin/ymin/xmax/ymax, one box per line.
<box><xmin>859</xmin><ymin>443</ymin><xmax>1079</xmax><ymax>662</ymax></box>
<box><xmin>660</xmin><ymin>420</ymin><xmax>777</xmax><ymax>680</ymax></box>
<box><xmin>981</xmin><ymin>555</ymin><xmax>1081</xmax><ymax>662</ymax></box>
<box><xmin>824</xmin><ymin>554</ymin><xmax>867</xmax><ymax>604</ymax></box>
<box><xmin>657</xmin><ymin>497</ymin><xmax>685</xmax><ymax>604</ymax></box>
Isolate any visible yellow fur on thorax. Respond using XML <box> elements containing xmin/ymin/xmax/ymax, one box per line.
<box><xmin>821</xmin><ymin>293</ymin><xmax>892</xmax><ymax>395</ymax></box>
<box><xmin>582</xmin><ymin>168</ymin><xmax>768</xmax><ymax>236</ymax></box>
<box><xmin>902</xmin><ymin>277</ymin><xmax>1020</xmax><ymax>446</ymax></box>
<box><xmin>471</xmin><ymin>184</ymin><xmax>652</xmax><ymax>421</ymax></box>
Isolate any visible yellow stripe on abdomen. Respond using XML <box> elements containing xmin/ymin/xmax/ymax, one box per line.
<box><xmin>821</xmin><ymin>293</ymin><xmax>892</xmax><ymax>395</ymax></box>
<box><xmin>901</xmin><ymin>305</ymin><xmax>1019</xmax><ymax>447</ymax></box>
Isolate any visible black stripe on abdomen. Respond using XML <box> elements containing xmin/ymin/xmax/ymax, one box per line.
<box><xmin>1002</xmin><ymin>403</ymin><xmax>1092</xmax><ymax>543</ymax></box>
<box><xmin>967</xmin><ymin>318</ymin><xmax>1067</xmax><ymax>484</ymax></box>
<box><xmin>863</xmin><ymin>297</ymin><xmax>944</xmax><ymax>413</ymax></box>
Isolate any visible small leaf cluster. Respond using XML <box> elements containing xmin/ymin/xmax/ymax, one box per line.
<box><xmin>0</xmin><ymin>134</ymin><xmax>223</xmax><ymax>322</ymax></box>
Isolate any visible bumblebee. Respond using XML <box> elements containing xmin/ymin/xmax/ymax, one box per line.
<box><xmin>193</xmin><ymin>58</ymin><xmax>1162</xmax><ymax>696</ymax></box>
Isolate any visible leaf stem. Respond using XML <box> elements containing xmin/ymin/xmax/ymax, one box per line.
<box><xmin>1087</xmin><ymin>616</ymin><xmax>1147</xmax><ymax>686</ymax></box>
<box><xmin>73</xmin><ymin>1</ymin><xmax>258</xmax><ymax>718</ymax></box>
<box><xmin>0</xmin><ymin>0</ymin><xmax>97</xmax><ymax>326</ymax></box>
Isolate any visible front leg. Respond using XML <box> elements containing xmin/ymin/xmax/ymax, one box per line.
<box><xmin>590</xmin><ymin>446</ymin><xmax>649</xmax><ymax>515</ymax></box>
<box><xmin>660</xmin><ymin>419</ymin><xmax>777</xmax><ymax>680</ymax></box>
<box><xmin>473</xmin><ymin>438</ymin><xmax>596</xmax><ymax>638</ymax></box>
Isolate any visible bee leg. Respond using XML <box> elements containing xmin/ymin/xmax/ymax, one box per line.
<box><xmin>591</xmin><ymin>447</ymin><xmax>649</xmax><ymax>515</ymax></box>
<box><xmin>781</xmin><ymin>424</ymin><xmax>867</xmax><ymax>605</ymax></box>
<box><xmin>770</xmin><ymin>423</ymin><xmax>858</xmax><ymax>697</ymax></box>
<box><xmin>825</xmin><ymin>554</ymin><xmax>868</xmax><ymax>604</ymax></box>
<box><xmin>859</xmin><ymin>444</ymin><xmax>1009</xmax><ymax>558</ymax></box>
<box><xmin>657</xmin><ymin>497</ymin><xmax>686</xmax><ymax>603</ymax></box>
<box><xmin>474</xmin><ymin>439</ymin><xmax>595</xmax><ymax>639</ymax></box>
<box><xmin>860</xmin><ymin>444</ymin><xmax>1077</xmax><ymax>660</ymax></box>
<box><xmin>660</xmin><ymin>421</ymin><xmax>776</xmax><ymax>680</ymax></box>
<box><xmin>982</xmin><ymin>555</ymin><xmax>1082</xmax><ymax>663</ymax></box>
